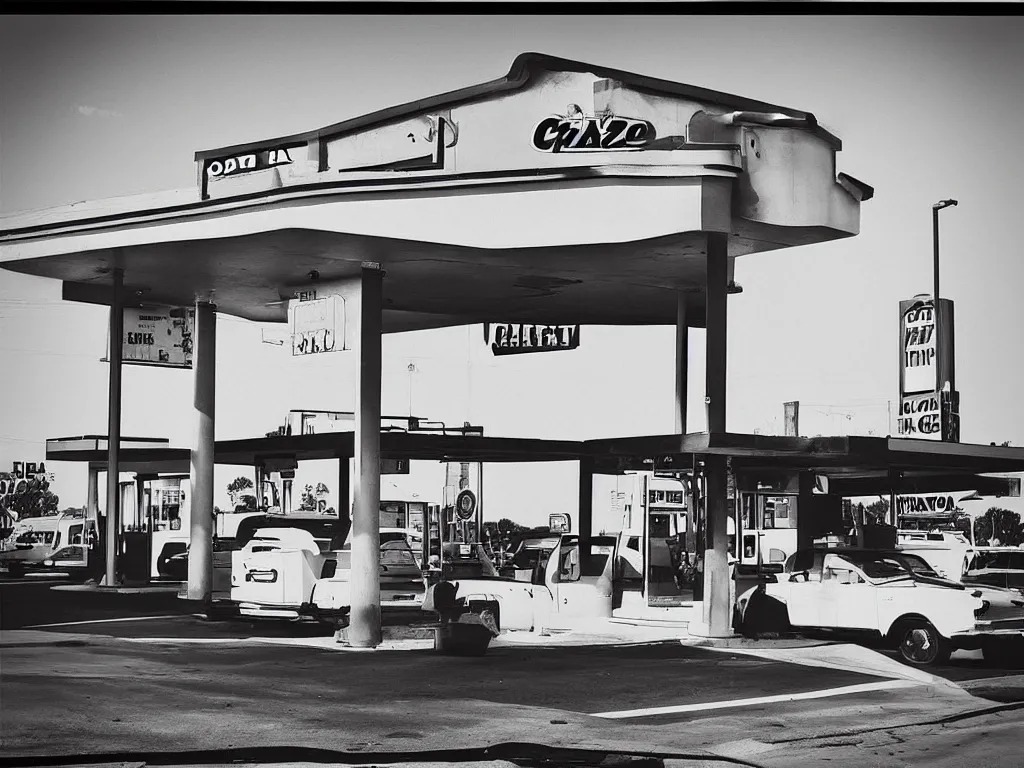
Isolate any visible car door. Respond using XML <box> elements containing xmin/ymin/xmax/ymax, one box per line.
<box><xmin>784</xmin><ymin>553</ymin><xmax>842</xmax><ymax>628</ymax></box>
<box><xmin>825</xmin><ymin>562</ymin><xmax>877</xmax><ymax>630</ymax></box>
<box><xmin>545</xmin><ymin>538</ymin><xmax>614</xmax><ymax>623</ymax></box>
<box><xmin>53</xmin><ymin>522</ymin><xmax>89</xmax><ymax>569</ymax></box>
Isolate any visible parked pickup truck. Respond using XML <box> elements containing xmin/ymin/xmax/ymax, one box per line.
<box><xmin>421</xmin><ymin>535</ymin><xmax>616</xmax><ymax>655</ymax></box>
<box><xmin>734</xmin><ymin>547</ymin><xmax>1024</xmax><ymax>666</ymax></box>
<box><xmin>231</xmin><ymin>527</ymin><xmax>423</xmax><ymax>627</ymax></box>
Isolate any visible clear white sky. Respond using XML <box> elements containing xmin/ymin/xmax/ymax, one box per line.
<box><xmin>1</xmin><ymin>14</ymin><xmax>1022</xmax><ymax>528</ymax></box>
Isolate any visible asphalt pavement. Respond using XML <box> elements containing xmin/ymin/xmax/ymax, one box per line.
<box><xmin>4</xmin><ymin>576</ymin><xmax>1024</xmax><ymax>767</ymax></box>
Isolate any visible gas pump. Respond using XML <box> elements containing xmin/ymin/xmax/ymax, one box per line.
<box><xmin>737</xmin><ymin>489</ymin><xmax>798</xmax><ymax>567</ymax></box>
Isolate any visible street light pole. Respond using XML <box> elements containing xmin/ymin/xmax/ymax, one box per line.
<box><xmin>932</xmin><ymin>199</ymin><xmax>957</xmax><ymax>395</ymax></box>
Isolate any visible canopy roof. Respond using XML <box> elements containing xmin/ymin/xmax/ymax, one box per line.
<box><xmin>1</xmin><ymin>53</ymin><xmax>868</xmax><ymax>333</ymax></box>
<box><xmin>48</xmin><ymin>431</ymin><xmax>1024</xmax><ymax>499</ymax></box>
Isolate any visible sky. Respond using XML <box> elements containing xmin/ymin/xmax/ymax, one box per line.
<box><xmin>1</xmin><ymin>14</ymin><xmax>1023</xmax><ymax>530</ymax></box>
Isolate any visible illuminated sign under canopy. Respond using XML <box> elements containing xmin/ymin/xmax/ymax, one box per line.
<box><xmin>487</xmin><ymin>323</ymin><xmax>580</xmax><ymax>356</ymax></box>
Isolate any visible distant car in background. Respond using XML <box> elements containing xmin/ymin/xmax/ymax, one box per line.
<box><xmin>962</xmin><ymin>547</ymin><xmax>1024</xmax><ymax>591</ymax></box>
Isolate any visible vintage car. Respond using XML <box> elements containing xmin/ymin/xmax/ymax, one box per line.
<box><xmin>420</xmin><ymin>535</ymin><xmax>616</xmax><ymax>655</ymax></box>
<box><xmin>734</xmin><ymin>547</ymin><xmax>1024</xmax><ymax>666</ymax></box>
<box><xmin>231</xmin><ymin>526</ymin><xmax>423</xmax><ymax>626</ymax></box>
<box><xmin>961</xmin><ymin>547</ymin><xmax>1024</xmax><ymax>591</ymax></box>
<box><xmin>0</xmin><ymin>512</ymin><xmax>98</xmax><ymax>579</ymax></box>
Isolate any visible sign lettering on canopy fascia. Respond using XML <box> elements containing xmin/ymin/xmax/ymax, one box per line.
<box><xmin>531</xmin><ymin>105</ymin><xmax>656</xmax><ymax>153</ymax></box>
<box><xmin>486</xmin><ymin>323</ymin><xmax>580</xmax><ymax>356</ymax></box>
<box><xmin>114</xmin><ymin>306</ymin><xmax>195</xmax><ymax>369</ymax></box>
<box><xmin>289</xmin><ymin>292</ymin><xmax>347</xmax><ymax>356</ymax></box>
<box><xmin>205</xmin><ymin>146</ymin><xmax>297</xmax><ymax>181</ymax></box>
<box><xmin>895</xmin><ymin>492</ymin><xmax>975</xmax><ymax>516</ymax></box>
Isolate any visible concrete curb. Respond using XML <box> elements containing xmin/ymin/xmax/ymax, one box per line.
<box><xmin>51</xmin><ymin>582</ymin><xmax>183</xmax><ymax>594</ymax></box>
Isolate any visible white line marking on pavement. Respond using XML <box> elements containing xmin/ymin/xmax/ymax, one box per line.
<box><xmin>591</xmin><ymin>679</ymin><xmax>923</xmax><ymax>719</ymax></box>
<box><xmin>23</xmin><ymin>615</ymin><xmax>182</xmax><ymax>629</ymax></box>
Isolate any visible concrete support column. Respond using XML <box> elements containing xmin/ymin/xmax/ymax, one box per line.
<box><xmin>187</xmin><ymin>302</ymin><xmax>216</xmax><ymax>601</ymax></box>
<box><xmin>349</xmin><ymin>266</ymin><xmax>383</xmax><ymax>648</ymax></box>
<box><xmin>577</xmin><ymin>456</ymin><xmax>594</xmax><ymax>569</ymax></box>
<box><xmin>338</xmin><ymin>457</ymin><xmax>351</xmax><ymax>520</ymax></box>
<box><xmin>699</xmin><ymin>232</ymin><xmax>731</xmax><ymax>636</ymax></box>
<box><xmin>675</xmin><ymin>293</ymin><xmax>689</xmax><ymax>434</ymax></box>
<box><xmin>104</xmin><ymin>268</ymin><xmax>124</xmax><ymax>587</ymax></box>
<box><xmin>701</xmin><ymin>454</ymin><xmax>731</xmax><ymax>635</ymax></box>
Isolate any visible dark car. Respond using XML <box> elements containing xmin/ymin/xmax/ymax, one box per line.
<box><xmin>962</xmin><ymin>548</ymin><xmax>1024</xmax><ymax>591</ymax></box>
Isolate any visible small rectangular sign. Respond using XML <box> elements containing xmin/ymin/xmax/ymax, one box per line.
<box><xmin>381</xmin><ymin>458</ymin><xmax>410</xmax><ymax>475</ymax></box>
<box><xmin>488</xmin><ymin>323</ymin><xmax>580</xmax><ymax>356</ymax></box>
<box><xmin>290</xmin><ymin>294</ymin><xmax>346</xmax><ymax>356</ymax></box>
<box><xmin>116</xmin><ymin>306</ymin><xmax>195</xmax><ymax>368</ymax></box>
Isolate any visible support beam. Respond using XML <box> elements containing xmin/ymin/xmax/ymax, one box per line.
<box><xmin>705</xmin><ymin>233</ymin><xmax>729</xmax><ymax>433</ymax></box>
<box><xmin>187</xmin><ymin>302</ymin><xmax>216</xmax><ymax>602</ymax></box>
<box><xmin>700</xmin><ymin>454</ymin><xmax>731</xmax><ymax>635</ymax></box>
<box><xmin>349</xmin><ymin>266</ymin><xmax>384</xmax><ymax>648</ymax></box>
<box><xmin>86</xmin><ymin>464</ymin><xmax>100</xmax><ymax>575</ymax></box>
<box><xmin>136</xmin><ymin>475</ymin><xmax>150</xmax><ymax>584</ymax></box>
<box><xmin>675</xmin><ymin>293</ymin><xmax>689</xmax><ymax>434</ymax></box>
<box><xmin>796</xmin><ymin>472</ymin><xmax>817</xmax><ymax>552</ymax></box>
<box><xmin>104</xmin><ymin>268</ymin><xmax>124</xmax><ymax>587</ymax></box>
<box><xmin>578</xmin><ymin>455</ymin><xmax>594</xmax><ymax>569</ymax></box>
<box><xmin>338</xmin><ymin>456</ymin><xmax>351</xmax><ymax>521</ymax></box>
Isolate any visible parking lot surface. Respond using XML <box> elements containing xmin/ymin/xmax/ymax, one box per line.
<box><xmin>4</xmin><ymin>576</ymin><xmax>1024</xmax><ymax>766</ymax></box>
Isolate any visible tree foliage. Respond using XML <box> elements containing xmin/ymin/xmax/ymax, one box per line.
<box><xmin>1</xmin><ymin>474</ymin><xmax>59</xmax><ymax>519</ymax></box>
<box><xmin>973</xmin><ymin>507</ymin><xmax>1023</xmax><ymax>547</ymax></box>
<box><xmin>853</xmin><ymin>498</ymin><xmax>890</xmax><ymax>526</ymax></box>
<box><xmin>227</xmin><ymin>476</ymin><xmax>254</xmax><ymax>494</ymax></box>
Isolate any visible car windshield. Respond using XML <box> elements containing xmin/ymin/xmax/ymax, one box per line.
<box><xmin>14</xmin><ymin>530</ymin><xmax>54</xmax><ymax>545</ymax></box>
<box><xmin>834</xmin><ymin>552</ymin><xmax>911</xmax><ymax>580</ymax></box>
<box><xmin>893</xmin><ymin>553</ymin><xmax>941</xmax><ymax>577</ymax></box>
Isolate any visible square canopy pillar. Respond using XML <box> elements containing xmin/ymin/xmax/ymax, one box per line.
<box><xmin>187</xmin><ymin>301</ymin><xmax>217</xmax><ymax>601</ymax></box>
<box><xmin>346</xmin><ymin>266</ymin><xmax>384</xmax><ymax>648</ymax></box>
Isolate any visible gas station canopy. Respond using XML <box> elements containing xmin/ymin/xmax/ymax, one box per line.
<box><xmin>47</xmin><ymin>431</ymin><xmax>1024</xmax><ymax>501</ymax></box>
<box><xmin>0</xmin><ymin>52</ymin><xmax>871</xmax><ymax>331</ymax></box>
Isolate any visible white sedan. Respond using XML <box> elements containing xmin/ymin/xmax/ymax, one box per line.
<box><xmin>735</xmin><ymin>548</ymin><xmax>1024</xmax><ymax>666</ymax></box>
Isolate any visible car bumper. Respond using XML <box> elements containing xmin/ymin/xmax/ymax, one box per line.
<box><xmin>950</xmin><ymin>625</ymin><xmax>1024</xmax><ymax>650</ymax></box>
<box><xmin>237</xmin><ymin>602</ymin><xmax>304</xmax><ymax>620</ymax></box>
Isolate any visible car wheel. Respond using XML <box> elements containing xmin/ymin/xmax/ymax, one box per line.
<box><xmin>5</xmin><ymin>563</ymin><xmax>24</xmax><ymax>578</ymax></box>
<box><xmin>894</xmin><ymin>619</ymin><xmax>951</xmax><ymax>666</ymax></box>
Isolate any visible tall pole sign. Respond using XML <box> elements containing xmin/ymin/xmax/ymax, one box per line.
<box><xmin>897</xmin><ymin>295</ymin><xmax>959</xmax><ymax>441</ymax></box>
